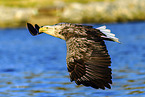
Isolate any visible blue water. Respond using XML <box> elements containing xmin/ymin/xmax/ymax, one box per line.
<box><xmin>0</xmin><ymin>22</ymin><xmax>145</xmax><ymax>97</ymax></box>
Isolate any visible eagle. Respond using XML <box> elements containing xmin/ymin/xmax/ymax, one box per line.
<box><xmin>27</xmin><ymin>23</ymin><xmax>120</xmax><ymax>90</ymax></box>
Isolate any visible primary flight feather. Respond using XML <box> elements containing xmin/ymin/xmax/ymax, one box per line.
<box><xmin>27</xmin><ymin>23</ymin><xmax>120</xmax><ymax>89</ymax></box>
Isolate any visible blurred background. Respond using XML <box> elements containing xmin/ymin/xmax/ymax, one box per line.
<box><xmin>0</xmin><ymin>0</ymin><xmax>145</xmax><ymax>97</ymax></box>
<box><xmin>0</xmin><ymin>0</ymin><xmax>145</xmax><ymax>27</ymax></box>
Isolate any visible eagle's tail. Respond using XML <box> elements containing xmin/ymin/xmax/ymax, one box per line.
<box><xmin>97</xmin><ymin>26</ymin><xmax>120</xmax><ymax>43</ymax></box>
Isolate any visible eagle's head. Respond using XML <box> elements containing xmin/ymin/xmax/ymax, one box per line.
<box><xmin>39</xmin><ymin>25</ymin><xmax>65</xmax><ymax>40</ymax></box>
<box><xmin>27</xmin><ymin>23</ymin><xmax>65</xmax><ymax>40</ymax></box>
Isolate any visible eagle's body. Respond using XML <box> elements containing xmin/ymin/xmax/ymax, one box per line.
<box><xmin>27</xmin><ymin>23</ymin><xmax>120</xmax><ymax>89</ymax></box>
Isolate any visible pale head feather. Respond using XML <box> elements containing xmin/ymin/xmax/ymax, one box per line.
<box><xmin>39</xmin><ymin>25</ymin><xmax>65</xmax><ymax>40</ymax></box>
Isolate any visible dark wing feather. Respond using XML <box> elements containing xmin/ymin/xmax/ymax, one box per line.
<box><xmin>27</xmin><ymin>23</ymin><xmax>42</xmax><ymax>36</ymax></box>
<box><xmin>27</xmin><ymin>23</ymin><xmax>38</xmax><ymax>36</ymax></box>
<box><xmin>66</xmin><ymin>35</ymin><xmax>112</xmax><ymax>89</ymax></box>
<box><xmin>35</xmin><ymin>24</ymin><xmax>40</xmax><ymax>32</ymax></box>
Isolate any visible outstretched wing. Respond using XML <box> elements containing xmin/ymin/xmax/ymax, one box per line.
<box><xmin>66</xmin><ymin>36</ymin><xmax>112</xmax><ymax>89</ymax></box>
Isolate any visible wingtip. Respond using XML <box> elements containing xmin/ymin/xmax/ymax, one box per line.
<box><xmin>27</xmin><ymin>23</ymin><xmax>39</xmax><ymax>36</ymax></box>
<box><xmin>35</xmin><ymin>24</ymin><xmax>40</xmax><ymax>31</ymax></box>
<box><xmin>27</xmin><ymin>22</ymin><xmax>31</xmax><ymax>25</ymax></box>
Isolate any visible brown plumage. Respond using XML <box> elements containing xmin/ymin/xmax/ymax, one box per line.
<box><xmin>27</xmin><ymin>23</ymin><xmax>120</xmax><ymax>89</ymax></box>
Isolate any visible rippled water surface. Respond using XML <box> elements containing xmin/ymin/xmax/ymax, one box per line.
<box><xmin>0</xmin><ymin>22</ymin><xmax>145</xmax><ymax>97</ymax></box>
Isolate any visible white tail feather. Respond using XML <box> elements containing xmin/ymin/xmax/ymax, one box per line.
<box><xmin>96</xmin><ymin>26</ymin><xmax>120</xmax><ymax>43</ymax></box>
<box><xmin>97</xmin><ymin>26</ymin><xmax>106</xmax><ymax>30</ymax></box>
